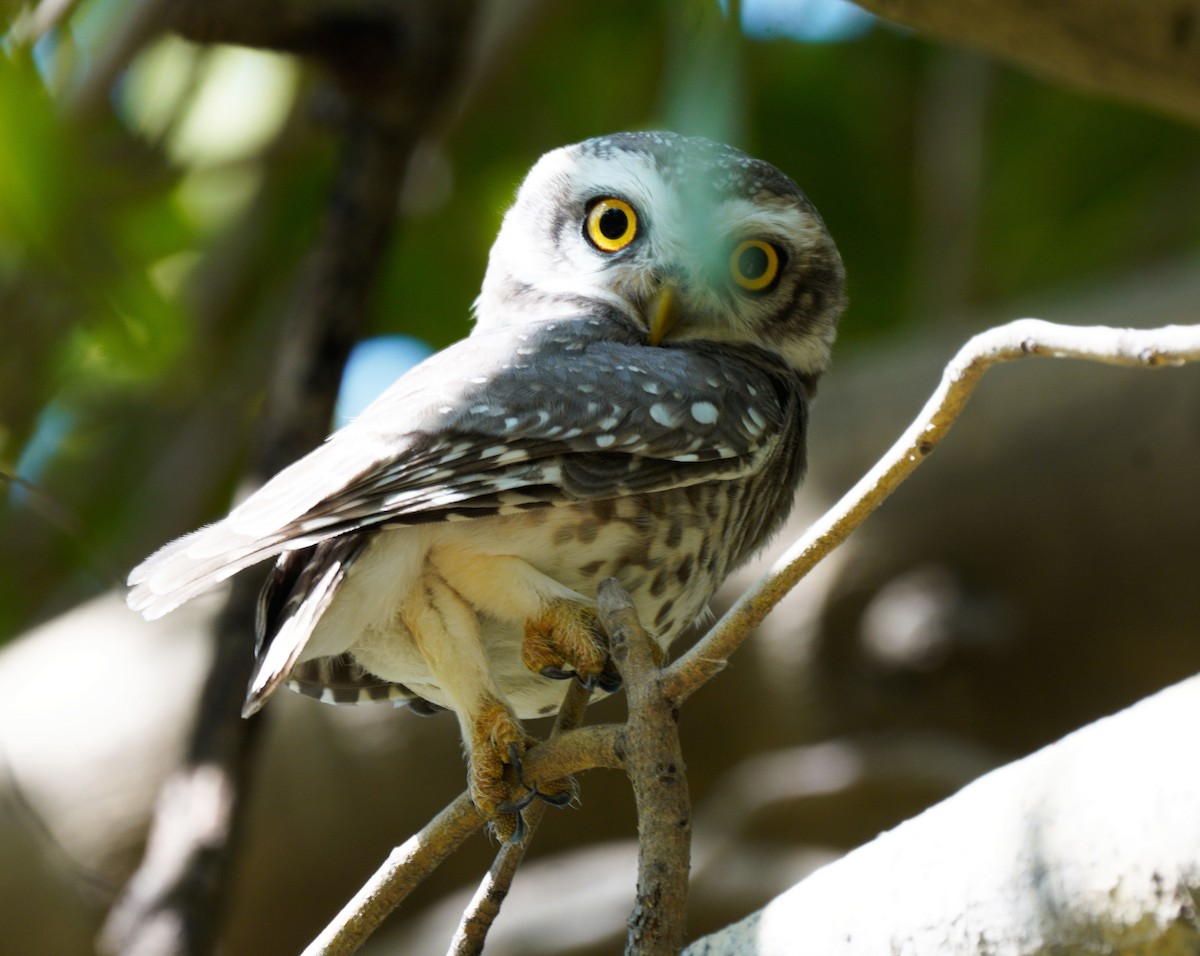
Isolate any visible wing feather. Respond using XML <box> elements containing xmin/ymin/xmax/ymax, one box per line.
<box><xmin>128</xmin><ymin>317</ymin><xmax>801</xmax><ymax>618</ymax></box>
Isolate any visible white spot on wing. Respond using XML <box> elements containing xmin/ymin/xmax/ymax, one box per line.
<box><xmin>439</xmin><ymin>443</ymin><xmax>472</xmax><ymax>462</ymax></box>
<box><xmin>691</xmin><ymin>401</ymin><xmax>719</xmax><ymax>424</ymax></box>
<box><xmin>595</xmin><ymin>434</ymin><xmax>616</xmax><ymax>448</ymax></box>
<box><xmin>650</xmin><ymin>403</ymin><xmax>676</xmax><ymax>427</ymax></box>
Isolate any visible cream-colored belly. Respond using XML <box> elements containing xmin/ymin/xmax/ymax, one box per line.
<box><xmin>304</xmin><ymin>500</ymin><xmax>714</xmax><ymax>719</ymax></box>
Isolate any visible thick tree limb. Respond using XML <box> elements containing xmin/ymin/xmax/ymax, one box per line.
<box><xmin>599</xmin><ymin>580</ymin><xmax>692</xmax><ymax>956</ymax></box>
<box><xmin>852</xmin><ymin>0</ymin><xmax>1200</xmax><ymax>125</ymax></box>
<box><xmin>685</xmin><ymin>672</ymin><xmax>1200</xmax><ymax>954</ymax></box>
<box><xmin>100</xmin><ymin>5</ymin><xmax>477</xmax><ymax>952</ymax></box>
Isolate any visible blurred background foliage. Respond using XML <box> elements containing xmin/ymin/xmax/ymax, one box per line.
<box><xmin>2</xmin><ymin>0</ymin><xmax>1199</xmax><ymax>644</ymax></box>
<box><xmin>2</xmin><ymin>1</ymin><xmax>1199</xmax><ymax>953</ymax></box>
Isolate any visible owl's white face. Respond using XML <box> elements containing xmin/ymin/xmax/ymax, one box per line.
<box><xmin>475</xmin><ymin>132</ymin><xmax>845</xmax><ymax>379</ymax></box>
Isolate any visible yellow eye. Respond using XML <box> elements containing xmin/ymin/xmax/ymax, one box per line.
<box><xmin>585</xmin><ymin>198</ymin><xmax>639</xmax><ymax>252</ymax></box>
<box><xmin>730</xmin><ymin>239</ymin><xmax>781</xmax><ymax>292</ymax></box>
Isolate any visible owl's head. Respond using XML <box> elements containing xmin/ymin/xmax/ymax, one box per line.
<box><xmin>475</xmin><ymin>131</ymin><xmax>846</xmax><ymax>379</ymax></box>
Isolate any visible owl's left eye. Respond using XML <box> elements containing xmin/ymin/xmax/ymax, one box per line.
<box><xmin>585</xmin><ymin>198</ymin><xmax>639</xmax><ymax>252</ymax></box>
<box><xmin>730</xmin><ymin>239</ymin><xmax>782</xmax><ymax>293</ymax></box>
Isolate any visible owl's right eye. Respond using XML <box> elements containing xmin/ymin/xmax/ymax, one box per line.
<box><xmin>585</xmin><ymin>198</ymin><xmax>639</xmax><ymax>252</ymax></box>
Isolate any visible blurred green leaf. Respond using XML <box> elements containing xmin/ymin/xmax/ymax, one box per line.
<box><xmin>0</xmin><ymin>50</ymin><xmax>73</xmax><ymax>259</ymax></box>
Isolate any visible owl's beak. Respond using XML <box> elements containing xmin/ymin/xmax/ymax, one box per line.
<box><xmin>647</xmin><ymin>285</ymin><xmax>679</xmax><ymax>346</ymax></box>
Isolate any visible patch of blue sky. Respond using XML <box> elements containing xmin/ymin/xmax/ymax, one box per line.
<box><xmin>335</xmin><ymin>335</ymin><xmax>434</xmax><ymax>427</ymax></box>
<box><xmin>8</xmin><ymin>401</ymin><xmax>75</xmax><ymax>508</ymax></box>
<box><xmin>725</xmin><ymin>0</ymin><xmax>875</xmax><ymax>43</ymax></box>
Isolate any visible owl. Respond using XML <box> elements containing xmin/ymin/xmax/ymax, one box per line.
<box><xmin>128</xmin><ymin>132</ymin><xmax>846</xmax><ymax>841</ymax></box>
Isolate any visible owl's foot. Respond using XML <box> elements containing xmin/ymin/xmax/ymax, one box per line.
<box><xmin>469</xmin><ymin>696</ymin><xmax>572</xmax><ymax>843</ymax></box>
<box><xmin>522</xmin><ymin>598</ymin><xmax>621</xmax><ymax>692</ymax></box>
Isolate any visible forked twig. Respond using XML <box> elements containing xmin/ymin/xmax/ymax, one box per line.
<box><xmin>305</xmin><ymin>714</ymin><xmax>624</xmax><ymax>955</ymax></box>
<box><xmin>447</xmin><ymin>681</ymin><xmax>594</xmax><ymax>956</ymax></box>
<box><xmin>306</xmin><ymin>319</ymin><xmax>1200</xmax><ymax>954</ymax></box>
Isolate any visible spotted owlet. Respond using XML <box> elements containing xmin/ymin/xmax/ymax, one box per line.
<box><xmin>128</xmin><ymin>132</ymin><xmax>846</xmax><ymax>840</ymax></box>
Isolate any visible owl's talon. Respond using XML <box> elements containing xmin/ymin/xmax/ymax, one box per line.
<box><xmin>523</xmin><ymin>598</ymin><xmax>609</xmax><ymax>690</ymax></box>
<box><xmin>496</xmin><ymin>789</ymin><xmax>538</xmax><ymax>815</ymax></box>
<box><xmin>533</xmin><ymin>785</ymin><xmax>573</xmax><ymax>807</ymax></box>
<box><xmin>468</xmin><ymin>697</ymin><xmax>538</xmax><ymax>843</ymax></box>
<box><xmin>596</xmin><ymin>664</ymin><xmax>623</xmax><ymax>694</ymax></box>
<box><xmin>500</xmin><ymin>811</ymin><xmax>526</xmax><ymax>846</ymax></box>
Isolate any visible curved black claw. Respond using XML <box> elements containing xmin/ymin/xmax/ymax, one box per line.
<box><xmin>496</xmin><ymin>789</ymin><xmax>538</xmax><ymax>815</ymax></box>
<box><xmin>500</xmin><ymin>740</ymin><xmax>572</xmax><ymax>811</ymax></box>
<box><xmin>540</xmin><ymin>663</ymin><xmax>621</xmax><ymax>694</ymax></box>
<box><xmin>532</xmin><ymin>785</ymin><xmax>573</xmax><ymax>807</ymax></box>
<box><xmin>502</xmin><ymin>810</ymin><xmax>527</xmax><ymax>846</ymax></box>
<box><xmin>496</xmin><ymin>741</ymin><xmax>538</xmax><ymax>817</ymax></box>
<box><xmin>596</xmin><ymin>661</ymin><xmax>623</xmax><ymax>693</ymax></box>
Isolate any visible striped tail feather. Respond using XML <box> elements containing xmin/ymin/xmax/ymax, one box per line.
<box><xmin>285</xmin><ymin>655</ymin><xmax>444</xmax><ymax>715</ymax></box>
<box><xmin>244</xmin><ymin>536</ymin><xmax>364</xmax><ymax>716</ymax></box>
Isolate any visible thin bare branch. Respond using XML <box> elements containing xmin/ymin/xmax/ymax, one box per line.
<box><xmin>303</xmin><ymin>320</ymin><xmax>1200</xmax><ymax>956</ymax></box>
<box><xmin>665</xmin><ymin>319</ymin><xmax>1200</xmax><ymax>704</ymax></box>
<box><xmin>303</xmin><ymin>794</ymin><xmax>483</xmax><ymax>956</ymax></box>
<box><xmin>599</xmin><ymin>579</ymin><xmax>691</xmax><ymax>956</ymax></box>
<box><xmin>304</xmin><ymin>721</ymin><xmax>625</xmax><ymax>955</ymax></box>
<box><xmin>447</xmin><ymin>681</ymin><xmax>593</xmax><ymax>956</ymax></box>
